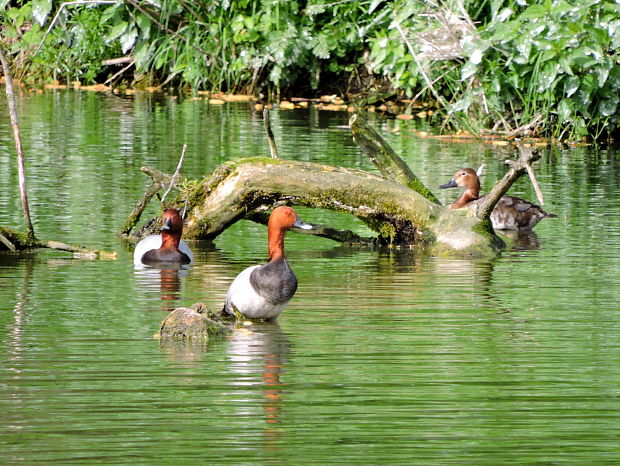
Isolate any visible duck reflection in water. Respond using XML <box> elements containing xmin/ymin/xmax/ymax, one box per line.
<box><xmin>134</xmin><ymin>264</ymin><xmax>189</xmax><ymax>312</ymax></box>
<box><xmin>227</xmin><ymin>322</ymin><xmax>291</xmax><ymax>448</ymax></box>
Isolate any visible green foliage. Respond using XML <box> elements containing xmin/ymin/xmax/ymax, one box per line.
<box><xmin>2</xmin><ymin>0</ymin><xmax>620</xmax><ymax>139</ymax></box>
<box><xmin>461</xmin><ymin>0</ymin><xmax>620</xmax><ymax>139</ymax></box>
<box><xmin>367</xmin><ymin>0</ymin><xmax>620</xmax><ymax>139</ymax></box>
<box><xmin>2</xmin><ymin>0</ymin><xmax>121</xmax><ymax>84</ymax></box>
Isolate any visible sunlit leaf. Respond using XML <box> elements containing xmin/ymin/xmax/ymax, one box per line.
<box><xmin>120</xmin><ymin>28</ymin><xmax>137</xmax><ymax>54</ymax></box>
<box><xmin>461</xmin><ymin>60</ymin><xmax>478</xmax><ymax>81</ymax></box>
<box><xmin>599</xmin><ymin>96</ymin><xmax>618</xmax><ymax>117</ymax></box>
<box><xmin>107</xmin><ymin>21</ymin><xmax>128</xmax><ymax>43</ymax></box>
<box><xmin>520</xmin><ymin>4</ymin><xmax>546</xmax><ymax>20</ymax></box>
<box><xmin>32</xmin><ymin>0</ymin><xmax>52</xmax><ymax>26</ymax></box>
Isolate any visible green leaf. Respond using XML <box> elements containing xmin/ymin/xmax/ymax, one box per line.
<box><xmin>461</xmin><ymin>60</ymin><xmax>478</xmax><ymax>80</ymax></box>
<box><xmin>31</xmin><ymin>0</ymin><xmax>51</xmax><ymax>26</ymax></box>
<box><xmin>120</xmin><ymin>28</ymin><xmax>137</xmax><ymax>53</ymax></box>
<box><xmin>107</xmin><ymin>21</ymin><xmax>128</xmax><ymax>43</ymax></box>
<box><xmin>520</xmin><ymin>4</ymin><xmax>547</xmax><ymax>20</ymax></box>
<box><xmin>100</xmin><ymin>4</ymin><xmax>121</xmax><ymax>24</ymax></box>
<box><xmin>557</xmin><ymin>99</ymin><xmax>573</xmax><ymax>122</ymax></box>
<box><xmin>569</xmin><ymin>48</ymin><xmax>598</xmax><ymax>69</ymax></box>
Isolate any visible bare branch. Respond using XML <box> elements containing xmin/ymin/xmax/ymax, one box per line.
<box><xmin>475</xmin><ymin>142</ymin><xmax>541</xmax><ymax>220</ymax></box>
<box><xmin>0</xmin><ymin>46</ymin><xmax>35</xmax><ymax>239</ymax></box>
<box><xmin>263</xmin><ymin>108</ymin><xmax>279</xmax><ymax>158</ymax></box>
<box><xmin>161</xmin><ymin>144</ymin><xmax>187</xmax><ymax>204</ymax></box>
<box><xmin>0</xmin><ymin>232</ymin><xmax>17</xmax><ymax>251</ymax></box>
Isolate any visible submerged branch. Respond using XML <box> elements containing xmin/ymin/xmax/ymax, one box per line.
<box><xmin>42</xmin><ymin>240</ymin><xmax>117</xmax><ymax>259</ymax></box>
<box><xmin>247</xmin><ymin>211</ymin><xmax>377</xmax><ymax>245</ymax></box>
<box><xmin>0</xmin><ymin>226</ymin><xmax>117</xmax><ymax>258</ymax></box>
<box><xmin>0</xmin><ymin>231</ymin><xmax>17</xmax><ymax>251</ymax></box>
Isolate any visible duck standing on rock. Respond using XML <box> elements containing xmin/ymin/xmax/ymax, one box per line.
<box><xmin>223</xmin><ymin>206</ymin><xmax>313</xmax><ymax>320</ymax></box>
<box><xmin>439</xmin><ymin>168</ymin><xmax>556</xmax><ymax>231</ymax></box>
<box><xmin>133</xmin><ymin>208</ymin><xmax>193</xmax><ymax>265</ymax></box>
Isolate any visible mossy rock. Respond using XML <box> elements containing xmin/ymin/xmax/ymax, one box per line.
<box><xmin>157</xmin><ymin>303</ymin><xmax>233</xmax><ymax>341</ymax></box>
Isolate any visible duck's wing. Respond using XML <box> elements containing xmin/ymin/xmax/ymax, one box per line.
<box><xmin>250</xmin><ymin>258</ymin><xmax>298</xmax><ymax>305</ymax></box>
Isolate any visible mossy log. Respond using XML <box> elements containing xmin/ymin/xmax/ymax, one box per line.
<box><xmin>125</xmin><ymin>117</ymin><xmax>547</xmax><ymax>258</ymax></box>
<box><xmin>168</xmin><ymin>157</ymin><xmax>499</xmax><ymax>257</ymax></box>
<box><xmin>350</xmin><ymin>114</ymin><xmax>441</xmax><ymax>204</ymax></box>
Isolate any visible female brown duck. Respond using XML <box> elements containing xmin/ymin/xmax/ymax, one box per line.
<box><xmin>439</xmin><ymin>168</ymin><xmax>556</xmax><ymax>231</ymax></box>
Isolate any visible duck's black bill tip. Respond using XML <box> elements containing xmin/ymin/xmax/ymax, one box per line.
<box><xmin>438</xmin><ymin>179</ymin><xmax>457</xmax><ymax>189</ymax></box>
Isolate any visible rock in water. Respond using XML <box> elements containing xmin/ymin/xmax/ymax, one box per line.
<box><xmin>158</xmin><ymin>303</ymin><xmax>231</xmax><ymax>340</ymax></box>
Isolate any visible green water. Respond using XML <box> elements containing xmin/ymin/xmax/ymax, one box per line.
<box><xmin>1</xmin><ymin>91</ymin><xmax>620</xmax><ymax>463</ymax></box>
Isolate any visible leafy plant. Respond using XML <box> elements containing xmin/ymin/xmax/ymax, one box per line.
<box><xmin>2</xmin><ymin>0</ymin><xmax>620</xmax><ymax>140</ymax></box>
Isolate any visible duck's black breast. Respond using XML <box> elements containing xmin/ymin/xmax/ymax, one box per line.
<box><xmin>250</xmin><ymin>258</ymin><xmax>298</xmax><ymax>305</ymax></box>
<box><xmin>142</xmin><ymin>247</ymin><xmax>191</xmax><ymax>264</ymax></box>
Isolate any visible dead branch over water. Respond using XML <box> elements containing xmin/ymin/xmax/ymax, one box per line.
<box><xmin>0</xmin><ymin>48</ymin><xmax>116</xmax><ymax>258</ymax></box>
<box><xmin>0</xmin><ymin>45</ymin><xmax>35</xmax><ymax>239</ymax></box>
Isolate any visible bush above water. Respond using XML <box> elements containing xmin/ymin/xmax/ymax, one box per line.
<box><xmin>2</xmin><ymin>0</ymin><xmax>620</xmax><ymax>141</ymax></box>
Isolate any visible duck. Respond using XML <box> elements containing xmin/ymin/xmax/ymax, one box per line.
<box><xmin>133</xmin><ymin>208</ymin><xmax>193</xmax><ymax>265</ymax></box>
<box><xmin>223</xmin><ymin>206</ymin><xmax>313</xmax><ymax>320</ymax></box>
<box><xmin>439</xmin><ymin>167</ymin><xmax>556</xmax><ymax>231</ymax></box>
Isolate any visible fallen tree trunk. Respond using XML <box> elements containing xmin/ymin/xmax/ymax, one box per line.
<box><xmin>124</xmin><ymin>117</ymin><xmax>549</xmax><ymax>258</ymax></box>
<box><xmin>167</xmin><ymin>157</ymin><xmax>500</xmax><ymax>257</ymax></box>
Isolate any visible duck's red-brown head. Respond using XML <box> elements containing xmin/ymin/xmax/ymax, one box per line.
<box><xmin>267</xmin><ymin>206</ymin><xmax>313</xmax><ymax>260</ymax></box>
<box><xmin>160</xmin><ymin>208</ymin><xmax>185</xmax><ymax>247</ymax></box>
<box><xmin>439</xmin><ymin>168</ymin><xmax>481</xmax><ymax>209</ymax></box>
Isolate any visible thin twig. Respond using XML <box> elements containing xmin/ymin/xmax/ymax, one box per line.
<box><xmin>0</xmin><ymin>46</ymin><xmax>35</xmax><ymax>239</ymax></box>
<box><xmin>103</xmin><ymin>59</ymin><xmax>135</xmax><ymax>85</ymax></box>
<box><xmin>161</xmin><ymin>144</ymin><xmax>187</xmax><ymax>204</ymax></box>
<box><xmin>120</xmin><ymin>181</ymin><xmax>164</xmax><ymax>236</ymax></box>
<box><xmin>517</xmin><ymin>141</ymin><xmax>545</xmax><ymax>205</ymax></box>
<box><xmin>263</xmin><ymin>108</ymin><xmax>279</xmax><ymax>158</ymax></box>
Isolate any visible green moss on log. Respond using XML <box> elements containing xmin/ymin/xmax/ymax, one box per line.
<box><xmin>472</xmin><ymin>218</ymin><xmax>506</xmax><ymax>250</ymax></box>
<box><xmin>0</xmin><ymin>226</ymin><xmax>37</xmax><ymax>250</ymax></box>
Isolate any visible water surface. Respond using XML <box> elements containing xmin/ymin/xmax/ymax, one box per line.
<box><xmin>1</xmin><ymin>90</ymin><xmax>620</xmax><ymax>463</ymax></box>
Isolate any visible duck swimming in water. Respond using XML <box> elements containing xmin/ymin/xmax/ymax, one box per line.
<box><xmin>133</xmin><ymin>208</ymin><xmax>193</xmax><ymax>265</ymax></box>
<box><xmin>223</xmin><ymin>206</ymin><xmax>313</xmax><ymax>320</ymax></box>
<box><xmin>439</xmin><ymin>168</ymin><xmax>556</xmax><ymax>231</ymax></box>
